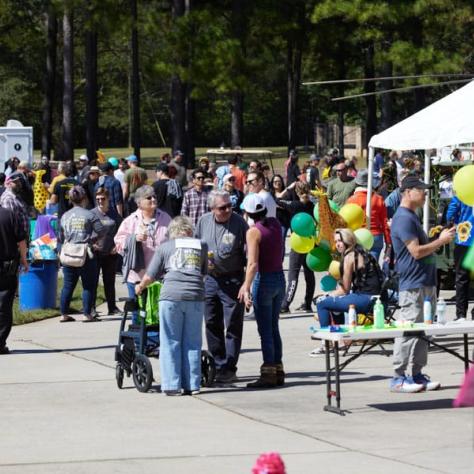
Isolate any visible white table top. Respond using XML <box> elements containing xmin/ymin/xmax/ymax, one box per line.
<box><xmin>310</xmin><ymin>321</ymin><xmax>474</xmax><ymax>342</ymax></box>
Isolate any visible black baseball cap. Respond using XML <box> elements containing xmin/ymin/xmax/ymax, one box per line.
<box><xmin>400</xmin><ymin>175</ymin><xmax>433</xmax><ymax>192</ymax></box>
<box><xmin>99</xmin><ymin>162</ymin><xmax>113</xmax><ymax>173</ymax></box>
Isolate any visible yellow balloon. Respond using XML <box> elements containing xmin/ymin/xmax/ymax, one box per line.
<box><xmin>328</xmin><ymin>260</ymin><xmax>341</xmax><ymax>280</ymax></box>
<box><xmin>453</xmin><ymin>165</ymin><xmax>474</xmax><ymax>205</ymax></box>
<box><xmin>289</xmin><ymin>233</ymin><xmax>314</xmax><ymax>254</ymax></box>
<box><xmin>339</xmin><ymin>203</ymin><xmax>365</xmax><ymax>230</ymax></box>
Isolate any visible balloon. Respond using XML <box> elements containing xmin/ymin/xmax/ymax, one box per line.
<box><xmin>290</xmin><ymin>233</ymin><xmax>314</xmax><ymax>254</ymax></box>
<box><xmin>354</xmin><ymin>228</ymin><xmax>374</xmax><ymax>250</ymax></box>
<box><xmin>453</xmin><ymin>165</ymin><xmax>474</xmax><ymax>205</ymax></box>
<box><xmin>328</xmin><ymin>260</ymin><xmax>341</xmax><ymax>280</ymax></box>
<box><xmin>291</xmin><ymin>212</ymin><xmax>315</xmax><ymax>237</ymax></box>
<box><xmin>306</xmin><ymin>246</ymin><xmax>331</xmax><ymax>272</ymax></box>
<box><xmin>320</xmin><ymin>275</ymin><xmax>337</xmax><ymax>292</ymax></box>
<box><xmin>313</xmin><ymin>200</ymin><xmax>340</xmax><ymax>222</ymax></box>
<box><xmin>319</xmin><ymin>239</ymin><xmax>331</xmax><ymax>251</ymax></box>
<box><xmin>339</xmin><ymin>203</ymin><xmax>365</xmax><ymax>230</ymax></box>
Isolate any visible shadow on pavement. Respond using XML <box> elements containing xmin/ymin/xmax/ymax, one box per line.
<box><xmin>11</xmin><ymin>345</ymin><xmax>116</xmax><ymax>354</ymax></box>
<box><xmin>368</xmin><ymin>398</ymin><xmax>454</xmax><ymax>411</ymax></box>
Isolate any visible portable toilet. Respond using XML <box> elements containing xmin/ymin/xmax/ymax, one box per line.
<box><xmin>0</xmin><ymin>119</ymin><xmax>34</xmax><ymax>171</ymax></box>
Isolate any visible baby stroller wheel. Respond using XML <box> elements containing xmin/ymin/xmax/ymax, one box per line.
<box><xmin>116</xmin><ymin>365</ymin><xmax>124</xmax><ymax>389</ymax></box>
<box><xmin>201</xmin><ymin>350</ymin><xmax>216</xmax><ymax>387</ymax></box>
<box><xmin>132</xmin><ymin>354</ymin><xmax>153</xmax><ymax>392</ymax></box>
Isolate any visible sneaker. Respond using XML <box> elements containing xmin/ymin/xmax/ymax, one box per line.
<box><xmin>183</xmin><ymin>389</ymin><xmax>201</xmax><ymax>395</ymax></box>
<box><xmin>412</xmin><ymin>373</ymin><xmax>441</xmax><ymax>391</ymax></box>
<box><xmin>296</xmin><ymin>304</ymin><xmax>312</xmax><ymax>312</ymax></box>
<box><xmin>308</xmin><ymin>347</ymin><xmax>325</xmax><ymax>357</ymax></box>
<box><xmin>390</xmin><ymin>376</ymin><xmax>424</xmax><ymax>393</ymax></box>
<box><xmin>107</xmin><ymin>307</ymin><xmax>123</xmax><ymax>316</ymax></box>
<box><xmin>280</xmin><ymin>307</ymin><xmax>290</xmax><ymax>314</ymax></box>
<box><xmin>215</xmin><ymin>370</ymin><xmax>238</xmax><ymax>384</ymax></box>
<box><xmin>164</xmin><ymin>390</ymin><xmax>182</xmax><ymax>396</ymax></box>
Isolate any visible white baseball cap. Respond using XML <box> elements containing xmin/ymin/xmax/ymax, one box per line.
<box><xmin>79</xmin><ymin>154</ymin><xmax>89</xmax><ymax>162</ymax></box>
<box><xmin>242</xmin><ymin>193</ymin><xmax>266</xmax><ymax>214</ymax></box>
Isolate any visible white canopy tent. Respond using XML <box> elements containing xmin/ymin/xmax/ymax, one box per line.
<box><xmin>367</xmin><ymin>80</ymin><xmax>474</xmax><ymax>231</ymax></box>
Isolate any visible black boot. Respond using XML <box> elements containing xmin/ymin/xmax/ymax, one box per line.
<box><xmin>247</xmin><ymin>364</ymin><xmax>277</xmax><ymax>389</ymax></box>
<box><xmin>275</xmin><ymin>363</ymin><xmax>285</xmax><ymax>386</ymax></box>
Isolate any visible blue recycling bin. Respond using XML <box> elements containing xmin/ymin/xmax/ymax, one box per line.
<box><xmin>19</xmin><ymin>260</ymin><xmax>58</xmax><ymax>311</ymax></box>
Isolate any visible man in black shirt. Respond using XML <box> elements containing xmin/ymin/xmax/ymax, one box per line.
<box><xmin>51</xmin><ymin>162</ymin><xmax>79</xmax><ymax>218</ymax></box>
<box><xmin>0</xmin><ymin>206</ymin><xmax>28</xmax><ymax>354</ymax></box>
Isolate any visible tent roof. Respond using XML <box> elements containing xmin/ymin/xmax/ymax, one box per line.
<box><xmin>369</xmin><ymin>80</ymin><xmax>474</xmax><ymax>150</ymax></box>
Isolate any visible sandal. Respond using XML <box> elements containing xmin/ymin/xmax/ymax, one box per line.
<box><xmin>59</xmin><ymin>315</ymin><xmax>75</xmax><ymax>323</ymax></box>
<box><xmin>82</xmin><ymin>315</ymin><xmax>97</xmax><ymax>323</ymax></box>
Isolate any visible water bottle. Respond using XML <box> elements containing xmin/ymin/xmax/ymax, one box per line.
<box><xmin>348</xmin><ymin>304</ymin><xmax>357</xmax><ymax>331</ymax></box>
<box><xmin>423</xmin><ymin>298</ymin><xmax>432</xmax><ymax>325</ymax></box>
<box><xmin>373</xmin><ymin>297</ymin><xmax>385</xmax><ymax>329</ymax></box>
<box><xmin>344</xmin><ymin>312</ymin><xmax>349</xmax><ymax>326</ymax></box>
<box><xmin>436</xmin><ymin>298</ymin><xmax>446</xmax><ymax>325</ymax></box>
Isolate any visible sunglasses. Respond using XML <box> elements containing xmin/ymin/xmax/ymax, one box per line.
<box><xmin>335</xmin><ymin>168</ymin><xmax>345</xmax><ymax>173</ymax></box>
<box><xmin>145</xmin><ymin>195</ymin><xmax>156</xmax><ymax>200</ymax></box>
<box><xmin>96</xmin><ymin>197</ymin><xmax>107</xmax><ymax>201</ymax></box>
<box><xmin>195</xmin><ymin>176</ymin><xmax>205</xmax><ymax>181</ymax></box>
<box><xmin>216</xmin><ymin>203</ymin><xmax>232</xmax><ymax>211</ymax></box>
<box><xmin>247</xmin><ymin>178</ymin><xmax>257</xmax><ymax>185</ymax></box>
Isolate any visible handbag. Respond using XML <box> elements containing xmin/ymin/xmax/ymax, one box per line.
<box><xmin>60</xmin><ymin>242</ymin><xmax>88</xmax><ymax>268</ymax></box>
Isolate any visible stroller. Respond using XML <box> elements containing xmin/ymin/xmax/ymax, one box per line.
<box><xmin>114</xmin><ymin>284</ymin><xmax>216</xmax><ymax>392</ymax></box>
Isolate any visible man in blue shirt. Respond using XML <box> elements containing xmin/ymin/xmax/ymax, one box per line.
<box><xmin>390</xmin><ymin>175</ymin><xmax>455</xmax><ymax>393</ymax></box>
<box><xmin>446</xmin><ymin>195</ymin><xmax>474</xmax><ymax>320</ymax></box>
<box><xmin>95</xmin><ymin>162</ymin><xmax>124</xmax><ymax>216</ymax></box>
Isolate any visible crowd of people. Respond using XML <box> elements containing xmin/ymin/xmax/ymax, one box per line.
<box><xmin>0</xmin><ymin>146</ymin><xmax>467</xmax><ymax>396</ymax></box>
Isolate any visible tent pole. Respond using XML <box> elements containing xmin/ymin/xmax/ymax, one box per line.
<box><xmin>423</xmin><ymin>151</ymin><xmax>430</xmax><ymax>233</ymax></box>
<box><xmin>366</xmin><ymin>147</ymin><xmax>374</xmax><ymax>228</ymax></box>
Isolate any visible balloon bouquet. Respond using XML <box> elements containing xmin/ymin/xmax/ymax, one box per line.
<box><xmin>288</xmin><ymin>190</ymin><xmax>374</xmax><ymax>292</ymax></box>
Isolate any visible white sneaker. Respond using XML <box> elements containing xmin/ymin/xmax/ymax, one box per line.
<box><xmin>390</xmin><ymin>376</ymin><xmax>424</xmax><ymax>393</ymax></box>
<box><xmin>412</xmin><ymin>373</ymin><xmax>441</xmax><ymax>391</ymax></box>
<box><xmin>309</xmin><ymin>347</ymin><xmax>325</xmax><ymax>357</ymax></box>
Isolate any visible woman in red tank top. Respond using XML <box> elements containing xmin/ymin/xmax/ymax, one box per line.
<box><xmin>238</xmin><ymin>194</ymin><xmax>285</xmax><ymax>389</ymax></box>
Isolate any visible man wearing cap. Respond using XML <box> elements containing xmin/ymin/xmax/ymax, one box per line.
<box><xmin>346</xmin><ymin>169</ymin><xmax>391</xmax><ymax>261</ymax></box>
<box><xmin>124</xmin><ymin>155</ymin><xmax>148</xmax><ymax>214</ymax></box>
<box><xmin>285</xmin><ymin>150</ymin><xmax>300</xmax><ymax>186</ymax></box>
<box><xmin>195</xmin><ymin>190</ymin><xmax>248</xmax><ymax>383</ymax></box>
<box><xmin>170</xmin><ymin>150</ymin><xmax>188</xmax><ymax>188</ymax></box>
<box><xmin>50</xmin><ymin>162</ymin><xmax>79</xmax><ymax>219</ymax></box>
<box><xmin>83</xmin><ymin>166</ymin><xmax>100</xmax><ymax>209</ymax></box>
<box><xmin>0</xmin><ymin>173</ymin><xmax>29</xmax><ymax>238</ymax></box>
<box><xmin>95</xmin><ymin>162</ymin><xmax>124</xmax><ymax>216</ymax></box>
<box><xmin>326</xmin><ymin>161</ymin><xmax>356</xmax><ymax>208</ymax></box>
<box><xmin>306</xmin><ymin>154</ymin><xmax>321</xmax><ymax>190</ymax></box>
<box><xmin>78</xmin><ymin>155</ymin><xmax>91</xmax><ymax>183</ymax></box>
<box><xmin>152</xmin><ymin>163</ymin><xmax>183</xmax><ymax>218</ymax></box>
<box><xmin>390</xmin><ymin>176</ymin><xmax>455</xmax><ymax>393</ymax></box>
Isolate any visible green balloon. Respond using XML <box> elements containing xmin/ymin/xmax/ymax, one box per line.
<box><xmin>306</xmin><ymin>246</ymin><xmax>332</xmax><ymax>272</ymax></box>
<box><xmin>320</xmin><ymin>275</ymin><xmax>337</xmax><ymax>292</ymax></box>
<box><xmin>313</xmin><ymin>200</ymin><xmax>340</xmax><ymax>222</ymax></box>
<box><xmin>290</xmin><ymin>212</ymin><xmax>315</xmax><ymax>237</ymax></box>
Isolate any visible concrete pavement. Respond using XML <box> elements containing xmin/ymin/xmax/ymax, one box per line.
<box><xmin>1</xmin><ymin>268</ymin><xmax>474</xmax><ymax>473</ymax></box>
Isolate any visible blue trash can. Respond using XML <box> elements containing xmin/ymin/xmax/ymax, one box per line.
<box><xmin>19</xmin><ymin>260</ymin><xmax>58</xmax><ymax>311</ymax></box>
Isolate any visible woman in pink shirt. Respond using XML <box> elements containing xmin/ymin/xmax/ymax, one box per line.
<box><xmin>114</xmin><ymin>185</ymin><xmax>171</xmax><ymax>304</ymax></box>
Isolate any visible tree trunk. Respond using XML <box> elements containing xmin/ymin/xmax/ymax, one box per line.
<box><xmin>62</xmin><ymin>8</ymin><xmax>74</xmax><ymax>162</ymax></box>
<box><xmin>41</xmin><ymin>4</ymin><xmax>57</xmax><ymax>159</ymax></box>
<box><xmin>287</xmin><ymin>5</ymin><xmax>304</xmax><ymax>153</ymax></box>
<box><xmin>85</xmin><ymin>12</ymin><xmax>98</xmax><ymax>162</ymax></box>
<box><xmin>364</xmin><ymin>42</ymin><xmax>377</xmax><ymax>148</ymax></box>
<box><xmin>185</xmin><ymin>85</ymin><xmax>195</xmax><ymax>167</ymax></box>
<box><xmin>380</xmin><ymin>61</ymin><xmax>393</xmax><ymax>131</ymax></box>
<box><xmin>130</xmin><ymin>0</ymin><xmax>141</xmax><ymax>161</ymax></box>
<box><xmin>336</xmin><ymin>57</ymin><xmax>346</xmax><ymax>157</ymax></box>
<box><xmin>231</xmin><ymin>91</ymin><xmax>243</xmax><ymax>148</ymax></box>
<box><xmin>170</xmin><ymin>0</ymin><xmax>186</xmax><ymax>160</ymax></box>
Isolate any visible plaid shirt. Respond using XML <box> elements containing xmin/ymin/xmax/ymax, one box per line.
<box><xmin>181</xmin><ymin>188</ymin><xmax>210</xmax><ymax>226</ymax></box>
<box><xmin>0</xmin><ymin>189</ymin><xmax>29</xmax><ymax>240</ymax></box>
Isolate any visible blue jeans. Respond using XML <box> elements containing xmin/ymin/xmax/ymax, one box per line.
<box><xmin>60</xmin><ymin>258</ymin><xmax>98</xmax><ymax>316</ymax></box>
<box><xmin>159</xmin><ymin>300</ymin><xmax>204</xmax><ymax>392</ymax></box>
<box><xmin>252</xmin><ymin>271</ymin><xmax>285</xmax><ymax>364</ymax></box>
<box><xmin>316</xmin><ymin>293</ymin><xmax>374</xmax><ymax>327</ymax></box>
<box><xmin>370</xmin><ymin>234</ymin><xmax>384</xmax><ymax>262</ymax></box>
<box><xmin>126</xmin><ymin>282</ymin><xmax>139</xmax><ymax>323</ymax></box>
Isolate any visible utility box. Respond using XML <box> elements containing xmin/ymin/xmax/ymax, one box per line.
<box><xmin>0</xmin><ymin>119</ymin><xmax>34</xmax><ymax>171</ymax></box>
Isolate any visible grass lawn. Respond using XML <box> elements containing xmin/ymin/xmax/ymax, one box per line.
<box><xmin>13</xmin><ymin>279</ymin><xmax>106</xmax><ymax>326</ymax></box>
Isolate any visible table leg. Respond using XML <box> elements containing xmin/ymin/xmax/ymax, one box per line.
<box><xmin>324</xmin><ymin>340</ymin><xmax>332</xmax><ymax>409</ymax></box>
<box><xmin>334</xmin><ymin>341</ymin><xmax>343</xmax><ymax>413</ymax></box>
<box><xmin>463</xmin><ymin>334</ymin><xmax>469</xmax><ymax>373</ymax></box>
<box><xmin>324</xmin><ymin>340</ymin><xmax>345</xmax><ymax>416</ymax></box>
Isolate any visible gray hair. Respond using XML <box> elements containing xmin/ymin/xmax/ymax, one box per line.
<box><xmin>168</xmin><ymin>216</ymin><xmax>194</xmax><ymax>239</ymax></box>
<box><xmin>135</xmin><ymin>185</ymin><xmax>155</xmax><ymax>205</ymax></box>
<box><xmin>58</xmin><ymin>162</ymin><xmax>67</xmax><ymax>174</ymax></box>
<box><xmin>208</xmin><ymin>190</ymin><xmax>230</xmax><ymax>209</ymax></box>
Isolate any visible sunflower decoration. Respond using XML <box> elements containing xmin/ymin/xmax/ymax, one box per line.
<box><xmin>428</xmin><ymin>225</ymin><xmax>443</xmax><ymax>239</ymax></box>
<box><xmin>457</xmin><ymin>221</ymin><xmax>472</xmax><ymax>243</ymax></box>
